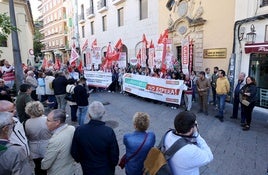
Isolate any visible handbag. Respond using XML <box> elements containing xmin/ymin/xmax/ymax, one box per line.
<box><xmin>118</xmin><ymin>133</ymin><xmax>148</xmax><ymax>169</ymax></box>
<box><xmin>241</xmin><ymin>99</ymin><xmax>250</xmax><ymax>106</ymax></box>
<box><xmin>65</xmin><ymin>85</ymin><xmax>76</xmax><ymax>102</ymax></box>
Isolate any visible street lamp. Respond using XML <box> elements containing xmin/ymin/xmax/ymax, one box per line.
<box><xmin>246</xmin><ymin>24</ymin><xmax>256</xmax><ymax>44</ymax></box>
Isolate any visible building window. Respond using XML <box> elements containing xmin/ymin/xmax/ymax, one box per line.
<box><xmin>91</xmin><ymin>21</ymin><xmax>94</xmax><ymax>35</ymax></box>
<box><xmin>0</xmin><ymin>36</ymin><xmax>7</xmax><ymax>47</ymax></box>
<box><xmin>102</xmin><ymin>15</ymin><xmax>107</xmax><ymax>31</ymax></box>
<box><xmin>81</xmin><ymin>26</ymin><xmax>85</xmax><ymax>38</ymax></box>
<box><xmin>139</xmin><ymin>0</ymin><xmax>148</xmax><ymax>20</ymax></box>
<box><xmin>80</xmin><ymin>4</ymin><xmax>85</xmax><ymax>20</ymax></box>
<box><xmin>265</xmin><ymin>25</ymin><xmax>268</xmax><ymax>42</ymax></box>
<box><xmin>249</xmin><ymin>53</ymin><xmax>268</xmax><ymax>109</ymax></box>
<box><xmin>261</xmin><ymin>0</ymin><xmax>268</xmax><ymax>7</ymax></box>
<box><xmin>118</xmin><ymin>7</ymin><xmax>124</xmax><ymax>27</ymax></box>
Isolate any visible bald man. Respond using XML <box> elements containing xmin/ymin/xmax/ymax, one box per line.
<box><xmin>0</xmin><ymin>100</ymin><xmax>30</xmax><ymax>156</ymax></box>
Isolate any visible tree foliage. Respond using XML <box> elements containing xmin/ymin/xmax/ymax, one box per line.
<box><xmin>0</xmin><ymin>13</ymin><xmax>18</xmax><ymax>38</ymax></box>
<box><xmin>33</xmin><ymin>21</ymin><xmax>44</xmax><ymax>57</ymax></box>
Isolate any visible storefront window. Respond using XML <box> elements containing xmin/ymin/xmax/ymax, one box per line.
<box><xmin>249</xmin><ymin>53</ymin><xmax>268</xmax><ymax>108</ymax></box>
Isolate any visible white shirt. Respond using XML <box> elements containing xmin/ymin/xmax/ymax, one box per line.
<box><xmin>164</xmin><ymin>131</ymin><xmax>213</xmax><ymax>175</ymax></box>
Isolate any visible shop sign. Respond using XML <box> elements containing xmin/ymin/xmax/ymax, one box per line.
<box><xmin>244</xmin><ymin>43</ymin><xmax>268</xmax><ymax>54</ymax></box>
<box><xmin>203</xmin><ymin>48</ymin><xmax>227</xmax><ymax>58</ymax></box>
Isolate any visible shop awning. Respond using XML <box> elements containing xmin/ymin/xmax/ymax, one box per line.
<box><xmin>244</xmin><ymin>43</ymin><xmax>268</xmax><ymax>54</ymax></box>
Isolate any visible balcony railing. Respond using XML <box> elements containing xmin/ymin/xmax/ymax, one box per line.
<box><xmin>112</xmin><ymin>0</ymin><xmax>125</xmax><ymax>6</ymax></box>
<box><xmin>97</xmin><ymin>0</ymin><xmax>108</xmax><ymax>13</ymax></box>
<box><xmin>86</xmin><ymin>6</ymin><xmax>95</xmax><ymax>19</ymax></box>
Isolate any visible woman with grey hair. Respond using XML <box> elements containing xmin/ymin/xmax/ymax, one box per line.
<box><xmin>25</xmin><ymin>101</ymin><xmax>51</xmax><ymax>175</ymax></box>
<box><xmin>122</xmin><ymin>112</ymin><xmax>155</xmax><ymax>175</ymax></box>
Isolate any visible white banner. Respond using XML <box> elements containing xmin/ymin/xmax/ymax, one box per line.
<box><xmin>154</xmin><ymin>44</ymin><xmax>164</xmax><ymax>69</ymax></box>
<box><xmin>181</xmin><ymin>38</ymin><xmax>189</xmax><ymax>75</ymax></box>
<box><xmin>84</xmin><ymin>70</ymin><xmax>112</xmax><ymax>88</ymax></box>
<box><xmin>91</xmin><ymin>47</ymin><xmax>102</xmax><ymax>66</ymax></box>
<box><xmin>123</xmin><ymin>73</ymin><xmax>187</xmax><ymax>104</ymax></box>
<box><xmin>117</xmin><ymin>52</ymin><xmax>127</xmax><ymax>68</ymax></box>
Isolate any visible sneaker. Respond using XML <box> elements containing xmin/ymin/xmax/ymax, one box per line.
<box><xmin>242</xmin><ymin>125</ymin><xmax>250</xmax><ymax>131</ymax></box>
<box><xmin>240</xmin><ymin>123</ymin><xmax>246</xmax><ymax>127</ymax></box>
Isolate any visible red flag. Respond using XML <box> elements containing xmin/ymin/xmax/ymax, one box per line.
<box><xmin>77</xmin><ymin>60</ymin><xmax>83</xmax><ymax>73</ymax></box>
<box><xmin>54</xmin><ymin>58</ymin><xmax>61</xmax><ymax>70</ymax></box>
<box><xmin>158</xmin><ymin>29</ymin><xmax>169</xmax><ymax>44</ymax></box>
<box><xmin>161</xmin><ymin>37</ymin><xmax>167</xmax><ymax>73</ymax></box>
<box><xmin>91</xmin><ymin>39</ymin><xmax>97</xmax><ymax>48</ymax></box>
<box><xmin>41</xmin><ymin>58</ymin><xmax>47</xmax><ymax>69</ymax></box>
<box><xmin>114</xmin><ymin>38</ymin><xmax>123</xmax><ymax>50</ymax></box>
<box><xmin>142</xmin><ymin>34</ymin><xmax>148</xmax><ymax>46</ymax></box>
<box><xmin>149</xmin><ymin>40</ymin><xmax>154</xmax><ymax>48</ymax></box>
<box><xmin>158</xmin><ymin>34</ymin><xmax>163</xmax><ymax>44</ymax></box>
<box><xmin>70</xmin><ymin>47</ymin><xmax>79</xmax><ymax>64</ymax></box>
<box><xmin>81</xmin><ymin>39</ymin><xmax>88</xmax><ymax>52</ymax></box>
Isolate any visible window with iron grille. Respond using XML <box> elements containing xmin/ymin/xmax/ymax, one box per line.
<box><xmin>90</xmin><ymin>21</ymin><xmax>94</xmax><ymax>35</ymax></box>
<box><xmin>0</xmin><ymin>36</ymin><xmax>7</xmax><ymax>47</ymax></box>
<box><xmin>81</xmin><ymin>26</ymin><xmax>85</xmax><ymax>38</ymax></box>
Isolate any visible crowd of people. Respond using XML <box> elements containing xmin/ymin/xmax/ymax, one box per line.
<box><xmin>0</xmin><ymin>58</ymin><xmax>258</xmax><ymax>174</ymax></box>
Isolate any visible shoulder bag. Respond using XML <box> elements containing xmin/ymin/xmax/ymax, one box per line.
<box><xmin>119</xmin><ymin>133</ymin><xmax>148</xmax><ymax>169</ymax></box>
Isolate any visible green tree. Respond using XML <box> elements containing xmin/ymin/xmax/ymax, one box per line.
<box><xmin>33</xmin><ymin>21</ymin><xmax>44</xmax><ymax>58</ymax></box>
<box><xmin>0</xmin><ymin>13</ymin><xmax>19</xmax><ymax>57</ymax></box>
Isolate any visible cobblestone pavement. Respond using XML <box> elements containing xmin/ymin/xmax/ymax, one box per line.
<box><xmin>58</xmin><ymin>91</ymin><xmax>268</xmax><ymax>175</ymax></box>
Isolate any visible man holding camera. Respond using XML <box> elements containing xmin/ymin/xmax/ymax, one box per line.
<box><xmin>164</xmin><ymin>111</ymin><xmax>213</xmax><ymax>175</ymax></box>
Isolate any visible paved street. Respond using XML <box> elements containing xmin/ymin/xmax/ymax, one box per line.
<box><xmin>66</xmin><ymin>91</ymin><xmax>268</xmax><ymax>175</ymax></box>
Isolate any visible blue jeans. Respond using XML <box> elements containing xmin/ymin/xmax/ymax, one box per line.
<box><xmin>55</xmin><ymin>94</ymin><xmax>67</xmax><ymax>110</ymax></box>
<box><xmin>77</xmin><ymin>106</ymin><xmax>88</xmax><ymax>125</ymax></box>
<box><xmin>217</xmin><ymin>94</ymin><xmax>227</xmax><ymax>117</ymax></box>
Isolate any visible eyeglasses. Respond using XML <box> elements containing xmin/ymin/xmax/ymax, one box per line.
<box><xmin>47</xmin><ymin>118</ymin><xmax>57</xmax><ymax>122</ymax></box>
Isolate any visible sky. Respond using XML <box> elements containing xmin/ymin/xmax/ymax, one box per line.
<box><xmin>29</xmin><ymin>0</ymin><xmax>41</xmax><ymax>20</ymax></box>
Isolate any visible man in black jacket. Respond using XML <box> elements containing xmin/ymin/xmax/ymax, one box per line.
<box><xmin>71</xmin><ymin>101</ymin><xmax>119</xmax><ymax>175</ymax></box>
<box><xmin>74</xmin><ymin>77</ymin><xmax>89</xmax><ymax>125</ymax></box>
<box><xmin>52</xmin><ymin>71</ymin><xmax>68</xmax><ymax>110</ymax></box>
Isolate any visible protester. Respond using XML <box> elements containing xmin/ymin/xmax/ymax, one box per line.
<box><xmin>74</xmin><ymin>77</ymin><xmax>89</xmax><ymax>125</ymax></box>
<box><xmin>183</xmin><ymin>74</ymin><xmax>193</xmax><ymax>111</ymax></box>
<box><xmin>25</xmin><ymin>101</ymin><xmax>52</xmax><ymax>175</ymax></box>
<box><xmin>205</xmin><ymin>68</ymin><xmax>212</xmax><ymax>104</ymax></box>
<box><xmin>239</xmin><ymin>76</ymin><xmax>257</xmax><ymax>131</ymax></box>
<box><xmin>0</xmin><ymin>112</ymin><xmax>34</xmax><ymax>174</ymax></box>
<box><xmin>36</xmin><ymin>71</ymin><xmax>46</xmax><ymax>102</ymax></box>
<box><xmin>196</xmin><ymin>71</ymin><xmax>210</xmax><ymax>115</ymax></box>
<box><xmin>25</xmin><ymin>70</ymin><xmax>38</xmax><ymax>101</ymax></box>
<box><xmin>210</xmin><ymin>66</ymin><xmax>219</xmax><ymax>105</ymax></box>
<box><xmin>0</xmin><ymin>100</ymin><xmax>30</xmax><ymax>156</ymax></box>
<box><xmin>71</xmin><ymin>101</ymin><xmax>119</xmax><ymax>175</ymax></box>
<box><xmin>190</xmin><ymin>70</ymin><xmax>198</xmax><ymax>102</ymax></box>
<box><xmin>66</xmin><ymin>78</ymin><xmax>78</xmax><ymax>122</ymax></box>
<box><xmin>230</xmin><ymin>72</ymin><xmax>246</xmax><ymax>120</ymax></box>
<box><xmin>15</xmin><ymin>84</ymin><xmax>32</xmax><ymax>123</ymax></box>
<box><xmin>0</xmin><ymin>78</ymin><xmax>12</xmax><ymax>102</ymax></box>
<box><xmin>215</xmin><ymin>70</ymin><xmax>230</xmax><ymax>122</ymax></box>
<box><xmin>123</xmin><ymin>112</ymin><xmax>155</xmax><ymax>175</ymax></box>
<box><xmin>44</xmin><ymin>71</ymin><xmax>57</xmax><ymax>109</ymax></box>
<box><xmin>52</xmin><ymin>71</ymin><xmax>68</xmax><ymax>110</ymax></box>
<box><xmin>164</xmin><ymin>111</ymin><xmax>213</xmax><ymax>174</ymax></box>
<box><xmin>1</xmin><ymin>60</ymin><xmax>15</xmax><ymax>89</ymax></box>
<box><xmin>41</xmin><ymin>109</ymin><xmax>80</xmax><ymax>174</ymax></box>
